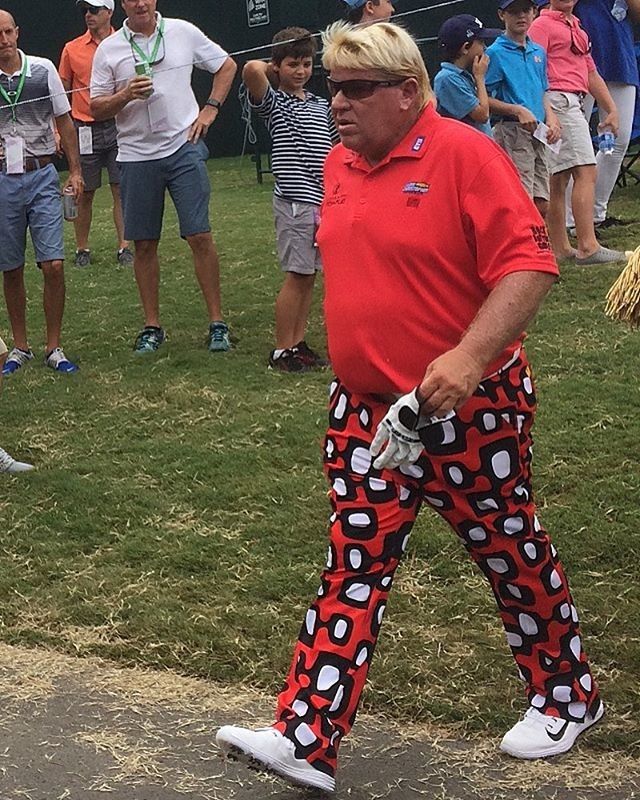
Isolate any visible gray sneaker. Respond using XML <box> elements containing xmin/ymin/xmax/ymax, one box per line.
<box><xmin>74</xmin><ymin>249</ymin><xmax>91</xmax><ymax>268</ymax></box>
<box><xmin>0</xmin><ymin>447</ymin><xmax>34</xmax><ymax>475</ymax></box>
<box><xmin>575</xmin><ymin>247</ymin><xmax>627</xmax><ymax>266</ymax></box>
<box><xmin>117</xmin><ymin>247</ymin><xmax>134</xmax><ymax>266</ymax></box>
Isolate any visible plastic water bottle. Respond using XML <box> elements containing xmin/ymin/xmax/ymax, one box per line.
<box><xmin>62</xmin><ymin>186</ymin><xmax>78</xmax><ymax>221</ymax></box>
<box><xmin>611</xmin><ymin>0</ymin><xmax>628</xmax><ymax>21</ymax></box>
<box><xmin>598</xmin><ymin>131</ymin><xmax>616</xmax><ymax>155</ymax></box>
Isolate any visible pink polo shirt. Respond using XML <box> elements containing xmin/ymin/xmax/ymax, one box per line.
<box><xmin>529</xmin><ymin>9</ymin><xmax>597</xmax><ymax>94</ymax></box>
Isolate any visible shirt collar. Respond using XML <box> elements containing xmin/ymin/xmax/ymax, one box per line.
<box><xmin>83</xmin><ymin>27</ymin><xmax>115</xmax><ymax>45</ymax></box>
<box><xmin>496</xmin><ymin>33</ymin><xmax>535</xmax><ymax>51</ymax></box>
<box><xmin>123</xmin><ymin>11</ymin><xmax>162</xmax><ymax>39</ymax></box>
<box><xmin>541</xmin><ymin>8</ymin><xmax>578</xmax><ymax>25</ymax></box>
<box><xmin>343</xmin><ymin>101</ymin><xmax>438</xmax><ymax>171</ymax></box>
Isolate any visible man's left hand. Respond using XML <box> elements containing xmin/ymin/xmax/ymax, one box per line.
<box><xmin>188</xmin><ymin>107</ymin><xmax>218</xmax><ymax>143</ymax></box>
<box><xmin>64</xmin><ymin>171</ymin><xmax>84</xmax><ymax>199</ymax></box>
<box><xmin>417</xmin><ymin>347</ymin><xmax>485</xmax><ymax>418</ymax></box>
<box><xmin>370</xmin><ymin>389</ymin><xmax>424</xmax><ymax>470</ymax></box>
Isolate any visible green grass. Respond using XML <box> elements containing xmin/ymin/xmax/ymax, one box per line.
<box><xmin>1</xmin><ymin>156</ymin><xmax>639</xmax><ymax>751</ymax></box>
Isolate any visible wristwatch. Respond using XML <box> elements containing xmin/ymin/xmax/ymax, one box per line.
<box><xmin>205</xmin><ymin>99</ymin><xmax>222</xmax><ymax>110</ymax></box>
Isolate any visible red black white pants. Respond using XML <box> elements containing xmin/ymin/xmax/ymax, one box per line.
<box><xmin>274</xmin><ymin>354</ymin><xmax>598</xmax><ymax>781</ymax></box>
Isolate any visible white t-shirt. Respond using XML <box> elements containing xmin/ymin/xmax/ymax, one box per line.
<box><xmin>90</xmin><ymin>14</ymin><xmax>229</xmax><ymax>161</ymax></box>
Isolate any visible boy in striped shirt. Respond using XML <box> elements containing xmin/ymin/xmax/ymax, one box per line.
<box><xmin>243</xmin><ymin>28</ymin><xmax>338</xmax><ymax>372</ymax></box>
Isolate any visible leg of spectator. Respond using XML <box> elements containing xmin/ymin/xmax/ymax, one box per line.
<box><xmin>110</xmin><ymin>183</ymin><xmax>128</xmax><ymax>251</ymax></box>
<box><xmin>74</xmin><ymin>190</ymin><xmax>95</xmax><ymax>252</ymax></box>
<box><xmin>570</xmin><ymin>165</ymin><xmax>600</xmax><ymax>258</ymax></box>
<box><xmin>275</xmin><ymin>272</ymin><xmax>315</xmax><ymax>349</ymax></box>
<box><xmin>547</xmin><ymin>170</ymin><xmax>575</xmax><ymax>258</ymax></box>
<box><xmin>2</xmin><ymin>265</ymin><xmax>28</xmax><ymax>350</ymax></box>
<box><xmin>40</xmin><ymin>259</ymin><xmax>65</xmax><ymax>353</ymax></box>
<box><xmin>133</xmin><ymin>240</ymin><xmax>161</xmax><ymax>328</ymax></box>
<box><xmin>185</xmin><ymin>232</ymin><xmax>223</xmax><ymax>322</ymax></box>
<box><xmin>594</xmin><ymin>82</ymin><xmax>636</xmax><ymax>223</ymax></box>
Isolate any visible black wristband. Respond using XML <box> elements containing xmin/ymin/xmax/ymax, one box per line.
<box><xmin>205</xmin><ymin>99</ymin><xmax>222</xmax><ymax>110</ymax></box>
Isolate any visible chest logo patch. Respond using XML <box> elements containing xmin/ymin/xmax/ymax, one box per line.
<box><xmin>412</xmin><ymin>136</ymin><xmax>426</xmax><ymax>152</ymax></box>
<box><xmin>403</xmin><ymin>182</ymin><xmax>430</xmax><ymax>194</ymax></box>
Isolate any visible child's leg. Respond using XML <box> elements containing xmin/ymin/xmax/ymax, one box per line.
<box><xmin>570</xmin><ymin>165</ymin><xmax>600</xmax><ymax>257</ymax></box>
<box><xmin>275</xmin><ymin>271</ymin><xmax>316</xmax><ymax>349</ymax></box>
<box><xmin>547</xmin><ymin>169</ymin><xmax>574</xmax><ymax>258</ymax></box>
<box><xmin>533</xmin><ymin>197</ymin><xmax>549</xmax><ymax>218</ymax></box>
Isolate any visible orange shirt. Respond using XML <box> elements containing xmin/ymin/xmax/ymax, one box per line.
<box><xmin>318</xmin><ymin>102</ymin><xmax>559</xmax><ymax>396</ymax></box>
<box><xmin>59</xmin><ymin>29</ymin><xmax>114</xmax><ymax>123</ymax></box>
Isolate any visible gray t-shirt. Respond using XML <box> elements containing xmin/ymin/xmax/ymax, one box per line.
<box><xmin>0</xmin><ymin>51</ymin><xmax>70</xmax><ymax>157</ymax></box>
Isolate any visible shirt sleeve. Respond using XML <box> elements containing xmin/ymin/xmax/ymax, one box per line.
<box><xmin>435</xmin><ymin>71</ymin><xmax>479</xmax><ymax>121</ymax></box>
<box><xmin>249</xmin><ymin>83</ymin><xmax>278</xmax><ymax>120</ymax></box>
<box><xmin>484</xmin><ymin>49</ymin><xmax>503</xmax><ymax>96</ymax></box>
<box><xmin>45</xmin><ymin>60</ymin><xmax>71</xmax><ymax>116</ymax></box>
<box><xmin>58</xmin><ymin>45</ymin><xmax>71</xmax><ymax>83</ymax></box>
<box><xmin>328</xmin><ymin>105</ymin><xmax>339</xmax><ymax>145</ymax></box>
<box><xmin>90</xmin><ymin>43</ymin><xmax>114</xmax><ymax>98</ymax></box>
<box><xmin>461</xmin><ymin>146</ymin><xmax>559</xmax><ymax>287</ymax></box>
<box><xmin>187</xmin><ymin>22</ymin><xmax>230</xmax><ymax>74</ymax></box>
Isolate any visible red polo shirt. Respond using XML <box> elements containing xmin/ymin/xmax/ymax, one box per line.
<box><xmin>59</xmin><ymin>29</ymin><xmax>114</xmax><ymax>122</ymax></box>
<box><xmin>318</xmin><ymin>102</ymin><xmax>558</xmax><ymax>396</ymax></box>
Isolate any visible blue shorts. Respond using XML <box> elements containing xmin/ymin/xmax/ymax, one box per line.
<box><xmin>119</xmin><ymin>140</ymin><xmax>211</xmax><ymax>241</ymax></box>
<box><xmin>0</xmin><ymin>164</ymin><xmax>64</xmax><ymax>272</ymax></box>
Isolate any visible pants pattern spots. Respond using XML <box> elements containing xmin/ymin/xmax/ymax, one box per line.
<box><xmin>274</xmin><ymin>354</ymin><xmax>598</xmax><ymax>780</ymax></box>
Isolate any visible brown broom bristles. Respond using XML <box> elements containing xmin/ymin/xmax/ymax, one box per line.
<box><xmin>605</xmin><ymin>246</ymin><xmax>640</xmax><ymax>328</ymax></box>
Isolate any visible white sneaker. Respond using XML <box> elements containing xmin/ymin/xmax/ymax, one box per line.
<box><xmin>0</xmin><ymin>447</ymin><xmax>34</xmax><ymax>475</ymax></box>
<box><xmin>216</xmin><ymin>725</ymin><xmax>335</xmax><ymax>793</ymax></box>
<box><xmin>500</xmin><ymin>700</ymin><xmax>604</xmax><ymax>759</ymax></box>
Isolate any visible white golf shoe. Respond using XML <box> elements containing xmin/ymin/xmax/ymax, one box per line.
<box><xmin>500</xmin><ymin>700</ymin><xmax>604</xmax><ymax>759</ymax></box>
<box><xmin>216</xmin><ymin>725</ymin><xmax>335</xmax><ymax>793</ymax></box>
<box><xmin>0</xmin><ymin>447</ymin><xmax>34</xmax><ymax>475</ymax></box>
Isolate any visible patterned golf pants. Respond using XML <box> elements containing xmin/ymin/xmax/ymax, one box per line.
<box><xmin>274</xmin><ymin>354</ymin><xmax>598</xmax><ymax>781</ymax></box>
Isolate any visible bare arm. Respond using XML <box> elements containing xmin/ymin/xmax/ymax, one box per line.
<box><xmin>417</xmin><ymin>271</ymin><xmax>557</xmax><ymax>416</ymax></box>
<box><xmin>242</xmin><ymin>59</ymin><xmax>273</xmax><ymax>103</ymax></box>
<box><xmin>488</xmin><ymin>97</ymin><xmax>538</xmax><ymax>131</ymax></box>
<box><xmin>626</xmin><ymin>0</ymin><xmax>640</xmax><ymax>22</ymax></box>
<box><xmin>543</xmin><ymin>95</ymin><xmax>562</xmax><ymax>144</ymax></box>
<box><xmin>188</xmin><ymin>56</ymin><xmax>237</xmax><ymax>143</ymax></box>
<box><xmin>90</xmin><ymin>75</ymin><xmax>153</xmax><ymax>121</ymax></box>
<box><xmin>588</xmin><ymin>69</ymin><xmax>619</xmax><ymax>134</ymax></box>
<box><xmin>55</xmin><ymin>112</ymin><xmax>84</xmax><ymax>197</ymax></box>
<box><xmin>469</xmin><ymin>54</ymin><xmax>490</xmax><ymax>124</ymax></box>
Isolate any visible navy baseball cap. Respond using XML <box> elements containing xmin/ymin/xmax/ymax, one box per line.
<box><xmin>498</xmin><ymin>0</ymin><xmax>536</xmax><ymax>8</ymax></box>
<box><xmin>343</xmin><ymin>0</ymin><xmax>367</xmax><ymax>7</ymax></box>
<box><xmin>438</xmin><ymin>15</ymin><xmax>502</xmax><ymax>50</ymax></box>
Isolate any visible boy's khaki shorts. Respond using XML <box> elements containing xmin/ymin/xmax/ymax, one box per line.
<box><xmin>493</xmin><ymin>121</ymin><xmax>550</xmax><ymax>201</ymax></box>
<box><xmin>546</xmin><ymin>90</ymin><xmax>596</xmax><ymax>174</ymax></box>
<box><xmin>273</xmin><ymin>195</ymin><xmax>322</xmax><ymax>275</ymax></box>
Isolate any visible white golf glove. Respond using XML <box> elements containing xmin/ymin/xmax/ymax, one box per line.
<box><xmin>370</xmin><ymin>389</ymin><xmax>454</xmax><ymax>470</ymax></box>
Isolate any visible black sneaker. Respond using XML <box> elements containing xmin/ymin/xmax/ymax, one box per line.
<box><xmin>117</xmin><ymin>247</ymin><xmax>134</xmax><ymax>266</ymax></box>
<box><xmin>595</xmin><ymin>216</ymin><xmax>632</xmax><ymax>229</ymax></box>
<box><xmin>292</xmin><ymin>340</ymin><xmax>329</xmax><ymax>369</ymax></box>
<box><xmin>133</xmin><ymin>326</ymin><xmax>166</xmax><ymax>354</ymax></box>
<box><xmin>268</xmin><ymin>348</ymin><xmax>308</xmax><ymax>373</ymax></box>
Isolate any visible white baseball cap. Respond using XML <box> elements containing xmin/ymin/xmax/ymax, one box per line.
<box><xmin>77</xmin><ymin>0</ymin><xmax>115</xmax><ymax>11</ymax></box>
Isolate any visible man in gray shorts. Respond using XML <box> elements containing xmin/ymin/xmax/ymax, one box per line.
<box><xmin>59</xmin><ymin>0</ymin><xmax>132</xmax><ymax>268</ymax></box>
<box><xmin>90</xmin><ymin>0</ymin><xmax>237</xmax><ymax>355</ymax></box>
<box><xmin>0</xmin><ymin>10</ymin><xmax>84</xmax><ymax>377</ymax></box>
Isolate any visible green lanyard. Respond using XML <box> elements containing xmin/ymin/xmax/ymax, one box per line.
<box><xmin>0</xmin><ymin>54</ymin><xmax>28</xmax><ymax>125</ymax></box>
<box><xmin>124</xmin><ymin>18</ymin><xmax>165</xmax><ymax>76</ymax></box>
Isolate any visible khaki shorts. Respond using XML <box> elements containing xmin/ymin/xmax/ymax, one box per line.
<box><xmin>273</xmin><ymin>196</ymin><xmax>322</xmax><ymax>275</ymax></box>
<box><xmin>494</xmin><ymin>121</ymin><xmax>550</xmax><ymax>201</ymax></box>
<box><xmin>546</xmin><ymin>91</ymin><xmax>596</xmax><ymax>174</ymax></box>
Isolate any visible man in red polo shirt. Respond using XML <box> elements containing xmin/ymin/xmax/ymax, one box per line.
<box><xmin>217</xmin><ymin>21</ymin><xmax>603</xmax><ymax>794</ymax></box>
<box><xmin>59</xmin><ymin>0</ymin><xmax>132</xmax><ymax>268</ymax></box>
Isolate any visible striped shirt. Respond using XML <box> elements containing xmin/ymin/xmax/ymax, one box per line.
<box><xmin>252</xmin><ymin>85</ymin><xmax>338</xmax><ymax>206</ymax></box>
<box><xmin>0</xmin><ymin>51</ymin><xmax>70</xmax><ymax>157</ymax></box>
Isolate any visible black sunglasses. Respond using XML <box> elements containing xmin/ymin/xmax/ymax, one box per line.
<box><xmin>566</xmin><ymin>20</ymin><xmax>592</xmax><ymax>56</ymax></box>
<box><xmin>79</xmin><ymin>4</ymin><xmax>105</xmax><ymax>13</ymax></box>
<box><xmin>326</xmin><ymin>77</ymin><xmax>406</xmax><ymax>101</ymax></box>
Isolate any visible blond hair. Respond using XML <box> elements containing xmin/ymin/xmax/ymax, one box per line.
<box><xmin>322</xmin><ymin>21</ymin><xmax>432</xmax><ymax>108</ymax></box>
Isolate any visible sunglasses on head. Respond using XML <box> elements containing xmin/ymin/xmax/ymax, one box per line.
<box><xmin>326</xmin><ymin>77</ymin><xmax>406</xmax><ymax>101</ymax></box>
<box><xmin>79</xmin><ymin>4</ymin><xmax>105</xmax><ymax>13</ymax></box>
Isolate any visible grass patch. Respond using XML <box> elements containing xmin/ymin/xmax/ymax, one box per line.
<box><xmin>1</xmin><ymin>156</ymin><xmax>639</xmax><ymax>750</ymax></box>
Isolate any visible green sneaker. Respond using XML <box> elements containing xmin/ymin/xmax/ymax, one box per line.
<box><xmin>133</xmin><ymin>326</ymin><xmax>166</xmax><ymax>354</ymax></box>
<box><xmin>208</xmin><ymin>321</ymin><xmax>231</xmax><ymax>352</ymax></box>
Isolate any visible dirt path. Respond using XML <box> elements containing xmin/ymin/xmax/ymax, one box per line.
<box><xmin>0</xmin><ymin>644</ymin><xmax>637</xmax><ymax>800</ymax></box>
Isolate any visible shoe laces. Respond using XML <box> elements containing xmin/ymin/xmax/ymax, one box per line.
<box><xmin>523</xmin><ymin>707</ymin><xmax>565</xmax><ymax>732</ymax></box>
<box><xmin>7</xmin><ymin>348</ymin><xmax>33</xmax><ymax>366</ymax></box>
<box><xmin>210</xmin><ymin>323</ymin><xmax>228</xmax><ymax>342</ymax></box>
<box><xmin>46</xmin><ymin>347</ymin><xmax>69</xmax><ymax>368</ymax></box>
<box><xmin>0</xmin><ymin>447</ymin><xmax>16</xmax><ymax>473</ymax></box>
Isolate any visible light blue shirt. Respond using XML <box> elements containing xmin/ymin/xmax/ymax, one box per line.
<box><xmin>485</xmin><ymin>35</ymin><xmax>548</xmax><ymax>123</ymax></box>
<box><xmin>434</xmin><ymin>62</ymin><xmax>493</xmax><ymax>137</ymax></box>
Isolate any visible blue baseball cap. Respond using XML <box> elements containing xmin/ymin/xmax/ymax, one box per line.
<box><xmin>343</xmin><ymin>0</ymin><xmax>367</xmax><ymax>7</ymax></box>
<box><xmin>498</xmin><ymin>0</ymin><xmax>536</xmax><ymax>9</ymax></box>
<box><xmin>438</xmin><ymin>15</ymin><xmax>502</xmax><ymax>50</ymax></box>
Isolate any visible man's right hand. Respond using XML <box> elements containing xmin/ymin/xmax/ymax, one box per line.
<box><xmin>126</xmin><ymin>75</ymin><xmax>154</xmax><ymax>102</ymax></box>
